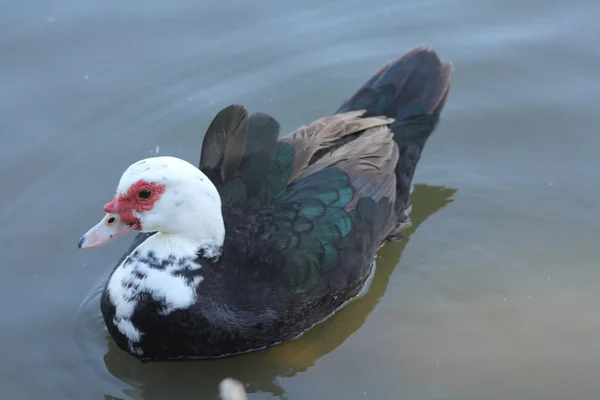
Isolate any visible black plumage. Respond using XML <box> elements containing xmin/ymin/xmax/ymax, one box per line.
<box><xmin>100</xmin><ymin>46</ymin><xmax>452</xmax><ymax>360</ymax></box>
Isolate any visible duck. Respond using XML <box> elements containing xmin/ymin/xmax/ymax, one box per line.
<box><xmin>78</xmin><ymin>46</ymin><xmax>452</xmax><ymax>361</ymax></box>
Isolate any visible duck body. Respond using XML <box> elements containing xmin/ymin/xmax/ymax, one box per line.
<box><xmin>82</xmin><ymin>47</ymin><xmax>452</xmax><ymax>361</ymax></box>
<box><xmin>101</xmin><ymin>184</ymin><xmax>393</xmax><ymax>359</ymax></box>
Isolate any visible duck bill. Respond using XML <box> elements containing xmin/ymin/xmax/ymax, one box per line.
<box><xmin>78</xmin><ymin>213</ymin><xmax>136</xmax><ymax>249</ymax></box>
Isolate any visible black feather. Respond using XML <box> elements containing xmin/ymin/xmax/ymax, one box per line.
<box><xmin>199</xmin><ymin>104</ymin><xmax>248</xmax><ymax>178</ymax></box>
<box><xmin>239</xmin><ymin>113</ymin><xmax>280</xmax><ymax>201</ymax></box>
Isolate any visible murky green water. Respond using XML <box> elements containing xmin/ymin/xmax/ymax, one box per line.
<box><xmin>2</xmin><ymin>0</ymin><xmax>600</xmax><ymax>399</ymax></box>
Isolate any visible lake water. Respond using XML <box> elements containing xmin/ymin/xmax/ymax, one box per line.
<box><xmin>2</xmin><ymin>0</ymin><xmax>600</xmax><ymax>399</ymax></box>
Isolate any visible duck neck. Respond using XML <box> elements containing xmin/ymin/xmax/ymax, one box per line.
<box><xmin>179</xmin><ymin>211</ymin><xmax>225</xmax><ymax>258</ymax></box>
<box><xmin>142</xmin><ymin>224</ymin><xmax>224</xmax><ymax>261</ymax></box>
<box><xmin>140</xmin><ymin>204</ymin><xmax>225</xmax><ymax>260</ymax></box>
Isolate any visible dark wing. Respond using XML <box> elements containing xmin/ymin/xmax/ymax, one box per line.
<box><xmin>199</xmin><ymin>104</ymin><xmax>249</xmax><ymax>182</ymax></box>
<box><xmin>256</xmin><ymin>125</ymin><xmax>399</xmax><ymax>293</ymax></box>
<box><xmin>198</xmin><ymin>105</ymin><xmax>399</xmax><ymax>293</ymax></box>
<box><xmin>336</xmin><ymin>47</ymin><xmax>452</xmax><ymax>210</ymax></box>
<box><xmin>198</xmin><ymin>105</ymin><xmax>281</xmax><ymax>210</ymax></box>
<box><xmin>197</xmin><ymin>47</ymin><xmax>452</xmax><ymax>294</ymax></box>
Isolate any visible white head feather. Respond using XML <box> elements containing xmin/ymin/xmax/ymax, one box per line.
<box><xmin>116</xmin><ymin>156</ymin><xmax>225</xmax><ymax>250</ymax></box>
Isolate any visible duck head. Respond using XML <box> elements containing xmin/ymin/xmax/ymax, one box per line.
<box><xmin>78</xmin><ymin>156</ymin><xmax>225</xmax><ymax>249</ymax></box>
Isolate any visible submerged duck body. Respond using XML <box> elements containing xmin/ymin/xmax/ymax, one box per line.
<box><xmin>79</xmin><ymin>47</ymin><xmax>452</xmax><ymax>361</ymax></box>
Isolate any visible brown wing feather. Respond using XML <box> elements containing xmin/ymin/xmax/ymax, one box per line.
<box><xmin>280</xmin><ymin>110</ymin><xmax>394</xmax><ymax>184</ymax></box>
<box><xmin>294</xmin><ymin>126</ymin><xmax>399</xmax><ymax>209</ymax></box>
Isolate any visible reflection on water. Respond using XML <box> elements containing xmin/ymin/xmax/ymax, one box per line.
<box><xmin>75</xmin><ymin>184</ymin><xmax>456</xmax><ymax>399</ymax></box>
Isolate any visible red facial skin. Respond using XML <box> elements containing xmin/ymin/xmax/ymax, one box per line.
<box><xmin>104</xmin><ymin>180</ymin><xmax>166</xmax><ymax>229</ymax></box>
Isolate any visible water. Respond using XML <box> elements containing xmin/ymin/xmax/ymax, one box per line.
<box><xmin>1</xmin><ymin>0</ymin><xmax>599</xmax><ymax>398</ymax></box>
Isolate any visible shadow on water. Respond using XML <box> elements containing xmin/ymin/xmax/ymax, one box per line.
<box><xmin>84</xmin><ymin>183</ymin><xmax>456</xmax><ymax>400</ymax></box>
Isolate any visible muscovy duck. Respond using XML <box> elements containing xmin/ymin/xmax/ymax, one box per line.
<box><xmin>78</xmin><ymin>46</ymin><xmax>452</xmax><ymax>361</ymax></box>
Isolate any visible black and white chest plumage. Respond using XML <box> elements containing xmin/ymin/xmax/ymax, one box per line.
<box><xmin>100</xmin><ymin>232</ymin><xmax>209</xmax><ymax>357</ymax></box>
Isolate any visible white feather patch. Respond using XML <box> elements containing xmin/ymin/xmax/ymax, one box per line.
<box><xmin>107</xmin><ymin>232</ymin><xmax>206</xmax><ymax>354</ymax></box>
<box><xmin>219</xmin><ymin>378</ymin><xmax>248</xmax><ymax>400</ymax></box>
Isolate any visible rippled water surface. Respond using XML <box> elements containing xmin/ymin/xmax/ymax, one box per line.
<box><xmin>2</xmin><ymin>0</ymin><xmax>600</xmax><ymax>399</ymax></box>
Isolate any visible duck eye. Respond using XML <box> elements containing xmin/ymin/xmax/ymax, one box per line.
<box><xmin>138</xmin><ymin>190</ymin><xmax>152</xmax><ymax>200</ymax></box>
